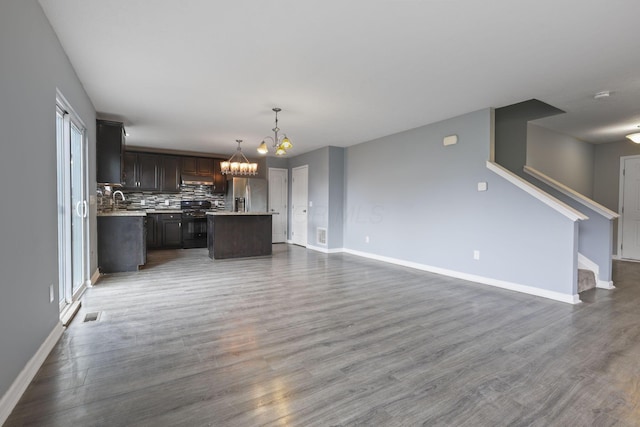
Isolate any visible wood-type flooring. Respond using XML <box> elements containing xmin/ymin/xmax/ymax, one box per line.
<box><xmin>6</xmin><ymin>245</ymin><xmax>640</xmax><ymax>426</ymax></box>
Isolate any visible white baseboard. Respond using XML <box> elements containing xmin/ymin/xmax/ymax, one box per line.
<box><xmin>0</xmin><ymin>322</ymin><xmax>64</xmax><ymax>425</ymax></box>
<box><xmin>342</xmin><ymin>248</ymin><xmax>580</xmax><ymax>305</ymax></box>
<box><xmin>90</xmin><ymin>268</ymin><xmax>101</xmax><ymax>286</ymax></box>
<box><xmin>306</xmin><ymin>244</ymin><xmax>344</xmax><ymax>254</ymax></box>
<box><xmin>596</xmin><ymin>280</ymin><xmax>615</xmax><ymax>290</ymax></box>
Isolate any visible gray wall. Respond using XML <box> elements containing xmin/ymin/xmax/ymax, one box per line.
<box><xmin>344</xmin><ymin>109</ymin><xmax>577</xmax><ymax>295</ymax></box>
<box><xmin>593</xmin><ymin>140</ymin><xmax>640</xmax><ymax>212</ymax></box>
<box><xmin>593</xmin><ymin>139</ymin><xmax>640</xmax><ymax>253</ymax></box>
<box><xmin>527</xmin><ymin>123</ymin><xmax>595</xmax><ymax>198</ymax></box>
<box><xmin>289</xmin><ymin>148</ymin><xmax>329</xmax><ymax>247</ymax></box>
<box><xmin>327</xmin><ymin>147</ymin><xmax>345</xmax><ymax>249</ymax></box>
<box><xmin>0</xmin><ymin>0</ymin><xmax>96</xmax><ymax>400</ymax></box>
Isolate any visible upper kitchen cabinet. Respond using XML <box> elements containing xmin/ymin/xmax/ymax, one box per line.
<box><xmin>212</xmin><ymin>159</ymin><xmax>226</xmax><ymax>194</ymax></box>
<box><xmin>96</xmin><ymin>120</ymin><xmax>125</xmax><ymax>184</ymax></box>
<box><xmin>123</xmin><ymin>152</ymin><xmax>160</xmax><ymax>191</ymax></box>
<box><xmin>182</xmin><ymin>157</ymin><xmax>213</xmax><ymax>176</ymax></box>
<box><xmin>160</xmin><ymin>155</ymin><xmax>181</xmax><ymax>193</ymax></box>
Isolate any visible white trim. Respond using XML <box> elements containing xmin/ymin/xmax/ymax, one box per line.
<box><xmin>342</xmin><ymin>248</ymin><xmax>580</xmax><ymax>304</ymax></box>
<box><xmin>618</xmin><ymin>155</ymin><xmax>640</xmax><ymax>259</ymax></box>
<box><xmin>487</xmin><ymin>161</ymin><xmax>588</xmax><ymax>222</ymax></box>
<box><xmin>60</xmin><ymin>300</ymin><xmax>81</xmax><ymax>327</ymax></box>
<box><xmin>0</xmin><ymin>322</ymin><xmax>64</xmax><ymax>426</ymax></box>
<box><xmin>578</xmin><ymin>253</ymin><xmax>615</xmax><ymax>290</ymax></box>
<box><xmin>524</xmin><ymin>166</ymin><xmax>618</xmax><ymax>219</ymax></box>
<box><xmin>596</xmin><ymin>280</ymin><xmax>615</xmax><ymax>290</ymax></box>
<box><xmin>90</xmin><ymin>268</ymin><xmax>101</xmax><ymax>286</ymax></box>
<box><xmin>577</xmin><ymin>253</ymin><xmax>599</xmax><ymax>276</ymax></box>
<box><xmin>306</xmin><ymin>244</ymin><xmax>344</xmax><ymax>254</ymax></box>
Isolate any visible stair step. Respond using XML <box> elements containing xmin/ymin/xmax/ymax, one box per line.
<box><xmin>578</xmin><ymin>268</ymin><xmax>596</xmax><ymax>293</ymax></box>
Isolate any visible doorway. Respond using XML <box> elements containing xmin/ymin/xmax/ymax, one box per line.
<box><xmin>56</xmin><ymin>94</ymin><xmax>89</xmax><ymax>316</ymax></box>
<box><xmin>291</xmin><ymin>165</ymin><xmax>308</xmax><ymax>247</ymax></box>
<box><xmin>619</xmin><ymin>155</ymin><xmax>640</xmax><ymax>260</ymax></box>
<box><xmin>268</xmin><ymin>168</ymin><xmax>288</xmax><ymax>243</ymax></box>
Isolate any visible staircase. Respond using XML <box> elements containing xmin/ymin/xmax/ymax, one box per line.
<box><xmin>578</xmin><ymin>268</ymin><xmax>596</xmax><ymax>293</ymax></box>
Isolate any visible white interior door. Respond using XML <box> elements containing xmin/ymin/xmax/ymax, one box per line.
<box><xmin>291</xmin><ymin>165</ymin><xmax>308</xmax><ymax>247</ymax></box>
<box><xmin>620</xmin><ymin>156</ymin><xmax>640</xmax><ymax>260</ymax></box>
<box><xmin>268</xmin><ymin>168</ymin><xmax>288</xmax><ymax>243</ymax></box>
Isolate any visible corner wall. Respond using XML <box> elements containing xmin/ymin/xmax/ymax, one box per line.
<box><xmin>0</xmin><ymin>0</ymin><xmax>96</xmax><ymax>409</ymax></box>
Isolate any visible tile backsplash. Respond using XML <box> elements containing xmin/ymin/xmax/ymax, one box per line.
<box><xmin>98</xmin><ymin>184</ymin><xmax>226</xmax><ymax>212</ymax></box>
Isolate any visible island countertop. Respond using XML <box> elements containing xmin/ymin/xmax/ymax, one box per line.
<box><xmin>206</xmin><ymin>211</ymin><xmax>276</xmax><ymax>216</ymax></box>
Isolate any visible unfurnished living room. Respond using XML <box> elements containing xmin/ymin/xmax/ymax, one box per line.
<box><xmin>2</xmin><ymin>1</ymin><xmax>640</xmax><ymax>426</ymax></box>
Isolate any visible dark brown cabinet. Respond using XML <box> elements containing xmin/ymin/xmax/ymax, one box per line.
<box><xmin>96</xmin><ymin>120</ymin><xmax>125</xmax><ymax>184</ymax></box>
<box><xmin>147</xmin><ymin>213</ymin><xmax>182</xmax><ymax>249</ymax></box>
<box><xmin>98</xmin><ymin>215</ymin><xmax>146</xmax><ymax>272</ymax></box>
<box><xmin>123</xmin><ymin>152</ymin><xmax>160</xmax><ymax>191</ymax></box>
<box><xmin>160</xmin><ymin>155</ymin><xmax>181</xmax><ymax>193</ymax></box>
<box><xmin>182</xmin><ymin>157</ymin><xmax>214</xmax><ymax>176</ymax></box>
<box><xmin>212</xmin><ymin>159</ymin><xmax>227</xmax><ymax>194</ymax></box>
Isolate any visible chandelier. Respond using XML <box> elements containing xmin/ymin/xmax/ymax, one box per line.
<box><xmin>220</xmin><ymin>139</ymin><xmax>258</xmax><ymax>176</ymax></box>
<box><xmin>257</xmin><ymin>107</ymin><xmax>293</xmax><ymax>156</ymax></box>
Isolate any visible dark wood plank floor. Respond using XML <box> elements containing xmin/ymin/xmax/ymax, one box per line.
<box><xmin>6</xmin><ymin>245</ymin><xmax>640</xmax><ymax>426</ymax></box>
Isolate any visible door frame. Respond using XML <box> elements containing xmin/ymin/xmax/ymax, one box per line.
<box><xmin>291</xmin><ymin>165</ymin><xmax>308</xmax><ymax>247</ymax></box>
<box><xmin>56</xmin><ymin>90</ymin><xmax>90</xmax><ymax>314</ymax></box>
<box><xmin>618</xmin><ymin>154</ymin><xmax>640</xmax><ymax>259</ymax></box>
<box><xmin>268</xmin><ymin>167</ymin><xmax>288</xmax><ymax>243</ymax></box>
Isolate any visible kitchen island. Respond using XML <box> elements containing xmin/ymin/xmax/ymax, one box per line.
<box><xmin>207</xmin><ymin>212</ymin><xmax>273</xmax><ymax>259</ymax></box>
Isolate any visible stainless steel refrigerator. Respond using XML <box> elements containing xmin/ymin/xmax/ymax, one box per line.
<box><xmin>225</xmin><ymin>178</ymin><xmax>268</xmax><ymax>212</ymax></box>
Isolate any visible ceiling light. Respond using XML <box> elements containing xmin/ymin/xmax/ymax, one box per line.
<box><xmin>627</xmin><ymin>131</ymin><xmax>640</xmax><ymax>144</ymax></box>
<box><xmin>221</xmin><ymin>139</ymin><xmax>258</xmax><ymax>175</ymax></box>
<box><xmin>257</xmin><ymin>107</ymin><xmax>293</xmax><ymax>156</ymax></box>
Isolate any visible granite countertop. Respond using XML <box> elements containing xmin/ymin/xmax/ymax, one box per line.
<box><xmin>207</xmin><ymin>211</ymin><xmax>276</xmax><ymax>216</ymax></box>
<box><xmin>98</xmin><ymin>210</ymin><xmax>147</xmax><ymax>217</ymax></box>
<box><xmin>145</xmin><ymin>209</ymin><xmax>182</xmax><ymax>214</ymax></box>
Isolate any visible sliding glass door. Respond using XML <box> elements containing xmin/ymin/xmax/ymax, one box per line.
<box><xmin>56</xmin><ymin>99</ymin><xmax>88</xmax><ymax>312</ymax></box>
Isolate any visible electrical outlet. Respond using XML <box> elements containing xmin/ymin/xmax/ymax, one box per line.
<box><xmin>141</xmin><ymin>199</ymin><xmax>146</xmax><ymax>206</ymax></box>
<box><xmin>49</xmin><ymin>284</ymin><xmax>54</xmax><ymax>303</ymax></box>
<box><xmin>473</xmin><ymin>250</ymin><xmax>480</xmax><ymax>260</ymax></box>
<box><xmin>164</xmin><ymin>200</ymin><xmax>170</xmax><ymax>206</ymax></box>
<box><xmin>365</xmin><ymin>236</ymin><xmax>370</xmax><ymax>243</ymax></box>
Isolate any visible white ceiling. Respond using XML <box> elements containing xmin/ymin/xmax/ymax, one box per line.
<box><xmin>39</xmin><ymin>0</ymin><xmax>640</xmax><ymax>157</ymax></box>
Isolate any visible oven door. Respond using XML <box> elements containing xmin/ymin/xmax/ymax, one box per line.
<box><xmin>182</xmin><ymin>216</ymin><xmax>207</xmax><ymax>248</ymax></box>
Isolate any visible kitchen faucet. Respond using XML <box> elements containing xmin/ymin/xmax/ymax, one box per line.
<box><xmin>112</xmin><ymin>190</ymin><xmax>125</xmax><ymax>208</ymax></box>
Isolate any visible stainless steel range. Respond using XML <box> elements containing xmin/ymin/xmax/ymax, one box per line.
<box><xmin>181</xmin><ymin>200</ymin><xmax>211</xmax><ymax>248</ymax></box>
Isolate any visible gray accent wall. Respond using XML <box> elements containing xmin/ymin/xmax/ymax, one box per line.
<box><xmin>344</xmin><ymin>109</ymin><xmax>577</xmax><ymax>295</ymax></box>
<box><xmin>0</xmin><ymin>0</ymin><xmax>96</xmax><ymax>401</ymax></box>
<box><xmin>494</xmin><ymin>99</ymin><xmax>564</xmax><ymax>176</ymax></box>
<box><xmin>527</xmin><ymin>123</ymin><xmax>595</xmax><ymax>198</ymax></box>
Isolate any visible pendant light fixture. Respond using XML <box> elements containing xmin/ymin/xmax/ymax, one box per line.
<box><xmin>221</xmin><ymin>139</ymin><xmax>258</xmax><ymax>175</ymax></box>
<box><xmin>257</xmin><ymin>107</ymin><xmax>293</xmax><ymax>156</ymax></box>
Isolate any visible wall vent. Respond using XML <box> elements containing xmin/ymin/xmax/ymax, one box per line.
<box><xmin>317</xmin><ymin>227</ymin><xmax>327</xmax><ymax>245</ymax></box>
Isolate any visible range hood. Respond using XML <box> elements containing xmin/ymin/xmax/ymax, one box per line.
<box><xmin>181</xmin><ymin>174</ymin><xmax>214</xmax><ymax>186</ymax></box>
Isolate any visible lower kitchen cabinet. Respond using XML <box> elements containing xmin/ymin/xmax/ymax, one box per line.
<box><xmin>147</xmin><ymin>213</ymin><xmax>182</xmax><ymax>249</ymax></box>
<box><xmin>98</xmin><ymin>215</ymin><xmax>146</xmax><ymax>273</ymax></box>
